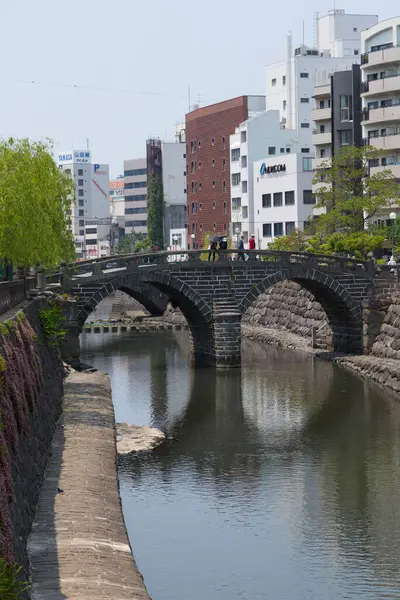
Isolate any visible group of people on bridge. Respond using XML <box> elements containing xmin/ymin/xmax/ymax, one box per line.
<box><xmin>208</xmin><ymin>235</ymin><xmax>256</xmax><ymax>262</ymax></box>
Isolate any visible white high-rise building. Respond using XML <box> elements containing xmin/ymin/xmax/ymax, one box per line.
<box><xmin>58</xmin><ymin>150</ymin><xmax>110</xmax><ymax>259</ymax></box>
<box><xmin>265</xmin><ymin>10</ymin><xmax>378</xmax><ymax>145</ymax></box>
<box><xmin>231</xmin><ymin>9</ymin><xmax>379</xmax><ymax>247</ymax></box>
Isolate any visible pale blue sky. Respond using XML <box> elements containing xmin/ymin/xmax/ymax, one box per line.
<box><xmin>1</xmin><ymin>0</ymin><xmax>398</xmax><ymax>176</ymax></box>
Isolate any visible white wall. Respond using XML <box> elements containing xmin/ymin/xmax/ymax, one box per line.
<box><xmin>161</xmin><ymin>142</ymin><xmax>186</xmax><ymax>206</ymax></box>
<box><xmin>253</xmin><ymin>154</ymin><xmax>314</xmax><ymax>249</ymax></box>
<box><xmin>318</xmin><ymin>11</ymin><xmax>378</xmax><ymax>57</ymax></box>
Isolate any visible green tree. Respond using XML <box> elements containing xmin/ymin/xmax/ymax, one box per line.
<box><xmin>146</xmin><ymin>174</ymin><xmax>164</xmax><ymax>248</ymax></box>
<box><xmin>117</xmin><ymin>231</ymin><xmax>149</xmax><ymax>254</ymax></box>
<box><xmin>313</xmin><ymin>145</ymin><xmax>400</xmax><ymax>235</ymax></box>
<box><xmin>0</xmin><ymin>138</ymin><xmax>74</xmax><ymax>268</ymax></box>
<box><xmin>267</xmin><ymin>229</ymin><xmax>309</xmax><ymax>252</ymax></box>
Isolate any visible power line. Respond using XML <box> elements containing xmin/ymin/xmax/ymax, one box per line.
<box><xmin>0</xmin><ymin>76</ymin><xmax>191</xmax><ymax>100</ymax></box>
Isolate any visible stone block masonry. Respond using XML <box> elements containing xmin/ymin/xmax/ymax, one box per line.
<box><xmin>28</xmin><ymin>371</ymin><xmax>151</xmax><ymax>600</ymax></box>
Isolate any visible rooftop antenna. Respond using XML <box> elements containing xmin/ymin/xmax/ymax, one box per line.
<box><xmin>86</xmin><ymin>138</ymin><xmax>89</xmax><ymax>151</ymax></box>
<box><xmin>313</xmin><ymin>12</ymin><xmax>319</xmax><ymax>49</ymax></box>
<box><xmin>302</xmin><ymin>21</ymin><xmax>305</xmax><ymax>46</ymax></box>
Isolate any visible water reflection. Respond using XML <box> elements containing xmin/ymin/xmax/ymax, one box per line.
<box><xmin>82</xmin><ymin>331</ymin><xmax>400</xmax><ymax>600</ymax></box>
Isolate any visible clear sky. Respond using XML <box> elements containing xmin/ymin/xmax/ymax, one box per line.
<box><xmin>1</xmin><ymin>0</ymin><xmax>399</xmax><ymax>176</ymax></box>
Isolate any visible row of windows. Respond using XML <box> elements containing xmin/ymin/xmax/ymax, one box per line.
<box><xmin>191</xmin><ymin>180</ymin><xmax>227</xmax><ymax>193</ymax></box>
<box><xmin>124</xmin><ymin>168</ymin><xmax>147</xmax><ymax>177</ymax></box>
<box><xmin>191</xmin><ymin>201</ymin><xmax>227</xmax><ymax>214</ymax></box>
<box><xmin>125</xmin><ymin>220</ymin><xmax>147</xmax><ymax>227</ymax></box>
<box><xmin>124</xmin><ymin>181</ymin><xmax>147</xmax><ymax>189</ymax></box>
<box><xmin>262</xmin><ymin>190</ymin><xmax>314</xmax><ymax>207</ymax></box>
<box><xmin>263</xmin><ymin>222</ymin><xmax>295</xmax><ymax>238</ymax></box>
<box><xmin>85</xmin><ymin>228</ymin><xmax>97</xmax><ymax>235</ymax></box>
<box><xmin>125</xmin><ymin>207</ymin><xmax>147</xmax><ymax>215</ymax></box>
<box><xmin>125</xmin><ymin>194</ymin><xmax>147</xmax><ymax>202</ymax></box>
<box><xmin>86</xmin><ymin>239</ymin><xmax>98</xmax><ymax>246</ymax></box>
<box><xmin>190</xmin><ymin>222</ymin><xmax>228</xmax><ymax>233</ymax></box>
<box><xmin>190</xmin><ymin>158</ymin><xmax>227</xmax><ymax>173</ymax></box>
<box><xmin>190</xmin><ymin>137</ymin><xmax>226</xmax><ymax>153</ymax></box>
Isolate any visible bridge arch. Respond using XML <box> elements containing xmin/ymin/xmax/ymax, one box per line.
<box><xmin>239</xmin><ymin>267</ymin><xmax>364</xmax><ymax>353</ymax></box>
<box><xmin>77</xmin><ymin>270</ymin><xmax>214</xmax><ymax>366</ymax></box>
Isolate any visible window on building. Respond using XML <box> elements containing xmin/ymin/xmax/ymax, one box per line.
<box><xmin>212</xmin><ymin>180</ymin><xmax>216</xmax><ymax>188</ymax></box>
<box><xmin>242</xmin><ymin>181</ymin><xmax>248</xmax><ymax>194</ymax></box>
<box><xmin>191</xmin><ymin>141</ymin><xmax>194</xmax><ymax>153</ymax></box>
<box><xmin>222</xmin><ymin>136</ymin><xmax>226</xmax><ymax>149</ymax></box>
<box><xmin>286</xmin><ymin>148</ymin><xmax>291</xmax><ymax>153</ymax></box>
<box><xmin>78</xmin><ymin>179</ymin><xmax>84</xmax><ymax>186</ymax></box>
<box><xmin>212</xmin><ymin>137</ymin><xmax>215</xmax><ymax>145</ymax></box>
<box><xmin>300</xmin><ymin>72</ymin><xmax>309</xmax><ymax>78</ymax></box>
<box><xmin>224</xmin><ymin>201</ymin><xmax>227</xmax><ymax>215</ymax></box>
<box><xmin>124</xmin><ymin>168</ymin><xmax>147</xmax><ymax>177</ymax></box>
<box><xmin>320</xmin><ymin>124</ymin><xmax>325</xmax><ymax>133</ymax></box>
<box><xmin>223</xmin><ymin>158</ymin><xmax>226</xmax><ymax>171</ymax></box>
<box><xmin>301</xmin><ymin>148</ymin><xmax>310</xmax><ymax>153</ymax></box>
<box><xmin>85</xmin><ymin>239</ymin><xmax>97</xmax><ymax>246</ymax></box>
<box><xmin>242</xmin><ymin>206</ymin><xmax>248</xmax><ymax>219</ymax></box>
<box><xmin>199</xmin><ymin>202</ymin><xmax>203</xmax><ymax>210</ymax></box>
<box><xmin>191</xmin><ymin>161</ymin><xmax>195</xmax><ymax>173</ymax></box>
<box><xmin>79</xmin><ymin>229</ymin><xmax>84</xmax><ymax>236</ymax></box>
<box><xmin>191</xmin><ymin>182</ymin><xmax>195</xmax><ymax>194</ymax></box>
<box><xmin>301</xmin><ymin>122</ymin><xmax>310</xmax><ymax>128</ymax></box>
<box><xmin>262</xmin><ymin>193</ymin><xmax>271</xmax><ymax>208</ymax></box>
<box><xmin>268</xmin><ymin>147</ymin><xmax>276</xmax><ymax>155</ymax></box>
<box><xmin>198</xmin><ymin>141</ymin><xmax>201</xmax><ymax>149</ymax></box>
<box><xmin>241</xmin><ymin>155</ymin><xmax>247</xmax><ymax>168</ymax></box>
<box><xmin>303</xmin><ymin>190</ymin><xmax>315</xmax><ymax>204</ymax></box>
<box><xmin>320</xmin><ymin>148</ymin><xmax>326</xmax><ymax>158</ymax></box>
<box><xmin>301</xmin><ymin>97</ymin><xmax>310</xmax><ymax>103</ymax></box>
<box><xmin>285</xmin><ymin>191</ymin><xmax>295</xmax><ymax>205</ymax></box>
<box><xmin>263</xmin><ymin>223</ymin><xmax>272</xmax><ymax>237</ymax></box>
<box><xmin>340</xmin><ymin>94</ymin><xmax>353</xmax><ymax>121</ymax></box>
<box><xmin>85</xmin><ymin>227</ymin><xmax>97</xmax><ymax>235</ymax></box>
<box><xmin>191</xmin><ymin>202</ymin><xmax>195</xmax><ymax>214</ymax></box>
<box><xmin>79</xmin><ymin>209</ymin><xmax>84</xmax><ymax>216</ymax></box>
<box><xmin>272</xmin><ymin>78</ymin><xmax>277</xmax><ymax>86</ymax></box>
<box><xmin>280</xmin><ymin>148</ymin><xmax>285</xmax><ymax>153</ymax></box>
<box><xmin>223</xmin><ymin>180</ymin><xmax>226</xmax><ymax>193</ymax></box>
<box><xmin>241</xmin><ymin>131</ymin><xmax>247</xmax><ymax>143</ymax></box>
<box><xmin>282</xmin><ymin>75</ymin><xmax>286</xmax><ymax>85</ymax></box>
<box><xmin>354</xmin><ymin>50</ymin><xmax>359</xmax><ymax>55</ymax></box>
<box><xmin>79</xmin><ymin>220</ymin><xmax>84</xmax><ymax>227</ymax></box>
<box><xmin>212</xmin><ymin>159</ymin><xmax>215</xmax><ymax>167</ymax></box>
<box><xmin>273</xmin><ymin>192</ymin><xmax>283</xmax><ymax>207</ymax></box>
<box><xmin>213</xmin><ymin>223</ymin><xmax>217</xmax><ymax>231</ymax></box>
<box><xmin>232</xmin><ymin>173</ymin><xmax>241</xmax><ymax>186</ymax></box>
<box><xmin>199</xmin><ymin>183</ymin><xmax>202</xmax><ymax>191</ymax></box>
<box><xmin>78</xmin><ymin>189</ymin><xmax>84</xmax><ymax>197</ymax></box>
<box><xmin>65</xmin><ymin>169</ymin><xmax>71</xmax><ymax>175</ymax></box>
<box><xmin>285</xmin><ymin>222</ymin><xmax>295</xmax><ymax>235</ymax></box>
<box><xmin>274</xmin><ymin>222</ymin><xmax>283</xmax><ymax>237</ymax></box>
<box><xmin>283</xmin><ymin>100</ymin><xmax>287</xmax><ymax>110</ymax></box>
<box><xmin>79</xmin><ymin>199</ymin><xmax>84</xmax><ymax>207</ymax></box>
<box><xmin>78</xmin><ymin>169</ymin><xmax>83</xmax><ymax>176</ymax></box>
<box><xmin>339</xmin><ymin>129</ymin><xmax>353</xmax><ymax>147</ymax></box>
<box><xmin>319</xmin><ymin>100</ymin><xmax>325</xmax><ymax>109</ymax></box>
<box><xmin>353</xmin><ymin>27</ymin><xmax>357</xmax><ymax>32</ymax></box>
<box><xmin>231</xmin><ymin>148</ymin><xmax>240</xmax><ymax>162</ymax></box>
<box><xmin>124</xmin><ymin>181</ymin><xmax>147</xmax><ymax>189</ymax></box>
<box><xmin>232</xmin><ymin>197</ymin><xmax>241</xmax><ymax>211</ymax></box>
<box><xmin>303</xmin><ymin>157</ymin><xmax>313</xmax><ymax>172</ymax></box>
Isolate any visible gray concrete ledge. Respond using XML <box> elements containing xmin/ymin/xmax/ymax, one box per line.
<box><xmin>28</xmin><ymin>372</ymin><xmax>151</xmax><ymax>600</ymax></box>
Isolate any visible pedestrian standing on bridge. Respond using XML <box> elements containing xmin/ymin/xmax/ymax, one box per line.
<box><xmin>237</xmin><ymin>236</ymin><xmax>245</xmax><ymax>261</ymax></box>
<box><xmin>208</xmin><ymin>239</ymin><xmax>217</xmax><ymax>262</ymax></box>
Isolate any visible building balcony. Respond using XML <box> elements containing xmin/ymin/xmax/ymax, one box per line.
<box><xmin>313</xmin><ymin>157</ymin><xmax>331</xmax><ymax>170</ymax></box>
<box><xmin>364</xmin><ymin>133</ymin><xmax>400</xmax><ymax>151</ymax></box>
<box><xmin>361</xmin><ymin>45</ymin><xmax>400</xmax><ymax>69</ymax></box>
<box><xmin>362</xmin><ymin>103</ymin><xmax>400</xmax><ymax>125</ymax></box>
<box><xmin>312</xmin><ymin>131</ymin><xmax>332</xmax><ymax>145</ymax></box>
<box><xmin>313</xmin><ymin>84</ymin><xmax>331</xmax><ymax>99</ymax></box>
<box><xmin>361</xmin><ymin>75</ymin><xmax>400</xmax><ymax>97</ymax></box>
<box><xmin>311</xmin><ymin>107</ymin><xmax>331</xmax><ymax>122</ymax></box>
<box><xmin>370</xmin><ymin>163</ymin><xmax>400</xmax><ymax>178</ymax></box>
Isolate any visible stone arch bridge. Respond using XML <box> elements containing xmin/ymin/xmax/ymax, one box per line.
<box><xmin>53</xmin><ymin>250</ymin><xmax>377</xmax><ymax>368</ymax></box>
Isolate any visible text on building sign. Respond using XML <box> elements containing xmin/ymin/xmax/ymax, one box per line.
<box><xmin>260</xmin><ymin>163</ymin><xmax>286</xmax><ymax>176</ymax></box>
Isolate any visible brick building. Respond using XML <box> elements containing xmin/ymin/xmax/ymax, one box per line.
<box><xmin>185</xmin><ymin>95</ymin><xmax>265</xmax><ymax>248</ymax></box>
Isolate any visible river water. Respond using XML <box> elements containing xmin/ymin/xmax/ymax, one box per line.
<box><xmin>81</xmin><ymin>331</ymin><xmax>400</xmax><ymax>600</ymax></box>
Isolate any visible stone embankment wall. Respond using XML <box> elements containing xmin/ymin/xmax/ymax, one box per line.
<box><xmin>0</xmin><ymin>301</ymin><xmax>64</xmax><ymax>584</ymax></box>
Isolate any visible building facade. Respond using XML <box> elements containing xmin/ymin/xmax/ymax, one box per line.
<box><xmin>58</xmin><ymin>150</ymin><xmax>110</xmax><ymax>259</ymax></box>
<box><xmin>185</xmin><ymin>95</ymin><xmax>265</xmax><ymax>248</ymax></box>
<box><xmin>361</xmin><ymin>17</ymin><xmax>400</xmax><ymax>223</ymax></box>
<box><xmin>253</xmin><ymin>154</ymin><xmax>315</xmax><ymax>249</ymax></box>
<box><xmin>124</xmin><ymin>158</ymin><xmax>147</xmax><ymax>235</ymax></box>
<box><xmin>265</xmin><ymin>10</ymin><xmax>378</xmax><ymax>145</ymax></box>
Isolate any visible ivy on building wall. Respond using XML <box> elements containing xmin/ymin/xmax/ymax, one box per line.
<box><xmin>146</xmin><ymin>174</ymin><xmax>164</xmax><ymax>249</ymax></box>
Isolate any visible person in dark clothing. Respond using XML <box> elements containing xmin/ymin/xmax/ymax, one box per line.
<box><xmin>219</xmin><ymin>237</ymin><xmax>228</xmax><ymax>260</ymax></box>
<box><xmin>208</xmin><ymin>239</ymin><xmax>217</xmax><ymax>261</ymax></box>
<box><xmin>237</xmin><ymin>236</ymin><xmax>245</xmax><ymax>260</ymax></box>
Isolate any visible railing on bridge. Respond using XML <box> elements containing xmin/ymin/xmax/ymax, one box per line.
<box><xmin>0</xmin><ymin>277</ymin><xmax>36</xmax><ymax>316</ymax></box>
<box><xmin>48</xmin><ymin>250</ymin><xmax>376</xmax><ymax>290</ymax></box>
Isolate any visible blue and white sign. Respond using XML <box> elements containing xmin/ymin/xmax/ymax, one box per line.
<box><xmin>260</xmin><ymin>163</ymin><xmax>286</xmax><ymax>176</ymax></box>
<box><xmin>74</xmin><ymin>151</ymin><xmax>91</xmax><ymax>164</ymax></box>
<box><xmin>58</xmin><ymin>153</ymin><xmax>73</xmax><ymax>163</ymax></box>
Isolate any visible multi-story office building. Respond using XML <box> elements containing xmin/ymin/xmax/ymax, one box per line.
<box><xmin>109</xmin><ymin>176</ymin><xmax>125</xmax><ymax>221</ymax></box>
<box><xmin>361</xmin><ymin>17</ymin><xmax>400</xmax><ymax>223</ymax></box>
<box><xmin>124</xmin><ymin>158</ymin><xmax>147</xmax><ymax>235</ymax></box>
<box><xmin>58</xmin><ymin>150</ymin><xmax>109</xmax><ymax>258</ymax></box>
<box><xmin>186</xmin><ymin>95</ymin><xmax>266</xmax><ymax>247</ymax></box>
<box><xmin>266</xmin><ymin>10</ymin><xmax>377</xmax><ymax>145</ymax></box>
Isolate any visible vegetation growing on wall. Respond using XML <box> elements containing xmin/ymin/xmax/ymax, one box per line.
<box><xmin>0</xmin><ymin>316</ymin><xmax>43</xmax><ymax>565</ymax></box>
<box><xmin>39</xmin><ymin>302</ymin><xmax>66</xmax><ymax>346</ymax></box>
<box><xmin>0</xmin><ymin>559</ymin><xmax>29</xmax><ymax>599</ymax></box>
<box><xmin>146</xmin><ymin>174</ymin><xmax>164</xmax><ymax>248</ymax></box>
<box><xmin>0</xmin><ymin>138</ymin><xmax>75</xmax><ymax>268</ymax></box>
